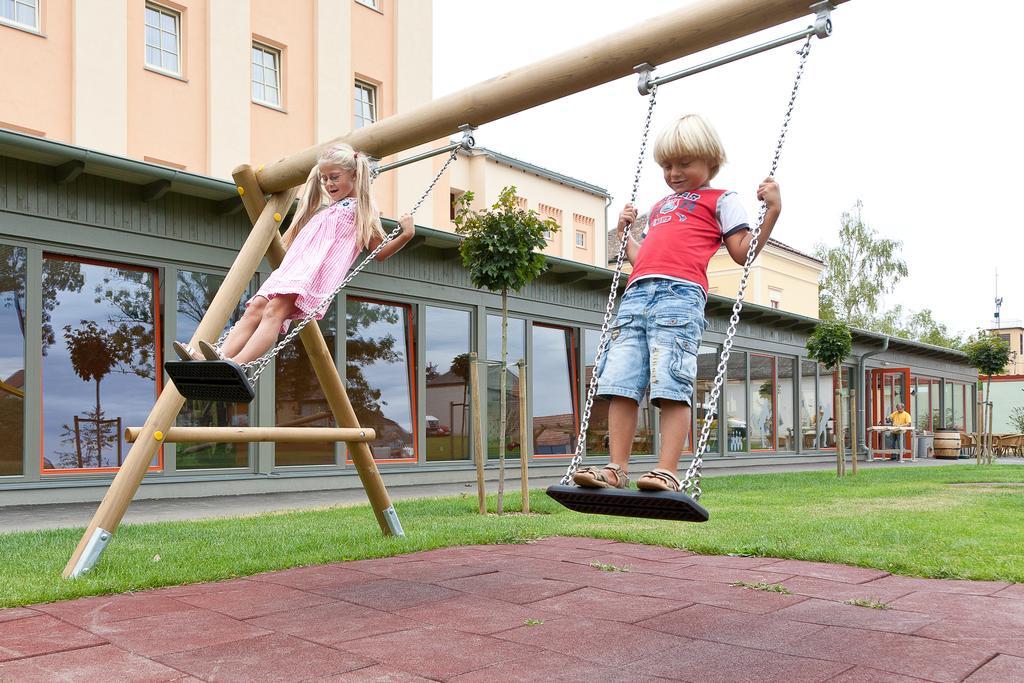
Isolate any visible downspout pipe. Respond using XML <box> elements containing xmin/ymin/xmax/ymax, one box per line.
<box><xmin>857</xmin><ymin>336</ymin><xmax>889</xmax><ymax>459</ymax></box>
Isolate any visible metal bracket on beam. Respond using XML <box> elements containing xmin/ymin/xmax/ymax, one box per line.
<box><xmin>371</xmin><ymin>123</ymin><xmax>478</xmax><ymax>178</ymax></box>
<box><xmin>141</xmin><ymin>179</ymin><xmax>172</xmax><ymax>202</ymax></box>
<box><xmin>67</xmin><ymin>527</ymin><xmax>112</xmax><ymax>578</ymax></box>
<box><xmin>635</xmin><ymin>63</ymin><xmax>656</xmax><ymax>97</ymax></box>
<box><xmin>382</xmin><ymin>506</ymin><xmax>405</xmax><ymax>537</ymax></box>
<box><xmin>54</xmin><ymin>160</ymin><xmax>85</xmax><ymax>185</ymax></box>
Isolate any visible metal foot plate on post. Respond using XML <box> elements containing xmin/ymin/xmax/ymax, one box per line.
<box><xmin>68</xmin><ymin>527</ymin><xmax>113</xmax><ymax>578</ymax></box>
<box><xmin>382</xmin><ymin>506</ymin><xmax>405</xmax><ymax>537</ymax></box>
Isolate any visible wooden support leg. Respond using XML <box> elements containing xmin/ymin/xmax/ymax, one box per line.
<box><xmin>232</xmin><ymin>165</ymin><xmax>402</xmax><ymax>537</ymax></box>
<box><xmin>63</xmin><ymin>190</ymin><xmax>298</xmax><ymax>579</ymax></box>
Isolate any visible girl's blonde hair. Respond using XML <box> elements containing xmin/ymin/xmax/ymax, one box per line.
<box><xmin>282</xmin><ymin>143</ymin><xmax>384</xmax><ymax>250</ymax></box>
<box><xmin>653</xmin><ymin>114</ymin><xmax>727</xmax><ymax>180</ymax></box>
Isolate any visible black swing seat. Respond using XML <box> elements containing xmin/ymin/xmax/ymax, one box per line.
<box><xmin>165</xmin><ymin>360</ymin><xmax>256</xmax><ymax>403</ymax></box>
<box><xmin>546</xmin><ymin>484</ymin><xmax>709</xmax><ymax>523</ymax></box>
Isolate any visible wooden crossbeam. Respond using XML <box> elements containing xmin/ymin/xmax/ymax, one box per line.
<box><xmin>125</xmin><ymin>427</ymin><xmax>377</xmax><ymax>443</ymax></box>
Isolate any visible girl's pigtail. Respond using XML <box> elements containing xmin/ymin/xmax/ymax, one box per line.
<box><xmin>354</xmin><ymin>153</ymin><xmax>384</xmax><ymax>250</ymax></box>
<box><xmin>282</xmin><ymin>166</ymin><xmax>323</xmax><ymax>249</ymax></box>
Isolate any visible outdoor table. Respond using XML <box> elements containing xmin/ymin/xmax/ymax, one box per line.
<box><xmin>866</xmin><ymin>425</ymin><xmax>916</xmax><ymax>462</ymax></box>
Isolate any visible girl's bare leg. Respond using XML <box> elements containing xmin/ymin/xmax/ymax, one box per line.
<box><xmin>219</xmin><ymin>297</ymin><xmax>267</xmax><ymax>359</ymax></box>
<box><xmin>229</xmin><ymin>295</ymin><xmax>297</xmax><ymax>364</ymax></box>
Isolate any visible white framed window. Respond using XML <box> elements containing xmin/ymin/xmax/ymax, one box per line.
<box><xmin>0</xmin><ymin>0</ymin><xmax>38</xmax><ymax>31</ymax></box>
<box><xmin>355</xmin><ymin>0</ymin><xmax>380</xmax><ymax>9</ymax></box>
<box><xmin>354</xmin><ymin>81</ymin><xmax>377</xmax><ymax>129</ymax></box>
<box><xmin>769</xmin><ymin>286</ymin><xmax>782</xmax><ymax>310</ymax></box>
<box><xmin>251</xmin><ymin>42</ymin><xmax>281</xmax><ymax>107</ymax></box>
<box><xmin>145</xmin><ymin>3</ymin><xmax>181</xmax><ymax>75</ymax></box>
<box><xmin>575</xmin><ymin>230</ymin><xmax>586</xmax><ymax>248</ymax></box>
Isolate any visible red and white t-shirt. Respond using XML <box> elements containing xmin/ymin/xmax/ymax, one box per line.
<box><xmin>627</xmin><ymin>188</ymin><xmax>749</xmax><ymax>294</ymax></box>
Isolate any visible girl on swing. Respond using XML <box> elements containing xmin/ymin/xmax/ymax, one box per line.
<box><xmin>173</xmin><ymin>143</ymin><xmax>415</xmax><ymax>365</ymax></box>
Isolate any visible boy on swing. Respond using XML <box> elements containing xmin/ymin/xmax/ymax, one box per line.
<box><xmin>574</xmin><ymin>114</ymin><xmax>781</xmax><ymax>493</ymax></box>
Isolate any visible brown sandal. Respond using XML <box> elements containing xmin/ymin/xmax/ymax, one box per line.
<box><xmin>572</xmin><ymin>464</ymin><xmax>630</xmax><ymax>489</ymax></box>
<box><xmin>637</xmin><ymin>469</ymin><xmax>682</xmax><ymax>492</ymax></box>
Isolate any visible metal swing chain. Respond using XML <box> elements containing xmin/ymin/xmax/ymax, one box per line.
<box><xmin>681</xmin><ymin>35</ymin><xmax>815</xmax><ymax>500</ymax></box>
<box><xmin>560</xmin><ymin>83</ymin><xmax>659</xmax><ymax>485</ymax></box>
<box><xmin>238</xmin><ymin>145</ymin><xmax>463</xmax><ymax>382</ymax></box>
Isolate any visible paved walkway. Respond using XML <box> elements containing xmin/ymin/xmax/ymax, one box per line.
<box><xmin>1</xmin><ymin>537</ymin><xmax>1021</xmax><ymax>682</ymax></box>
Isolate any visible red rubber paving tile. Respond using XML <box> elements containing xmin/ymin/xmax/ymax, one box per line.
<box><xmin>889</xmin><ymin>592</ymin><xmax>1024</xmax><ymax>626</ymax></box>
<box><xmin>338</xmin><ymin>625</ymin><xmax>540</xmax><ymax>680</ymax></box>
<box><xmin>567</xmin><ymin>552</ymin><xmax>690</xmax><ymax>575</ymax></box>
<box><xmin>0</xmin><ymin>607</ymin><xmax>41</xmax><ymax>624</ymax></box>
<box><xmin>492</xmin><ymin>543</ymin><xmax>613</xmax><ymax>563</ymax></box>
<box><xmin>496</xmin><ymin>616</ymin><xmax>691</xmax><ymax>665</ymax></box>
<box><xmin>0</xmin><ymin>644</ymin><xmax>182</xmax><ymax>682</ymax></box>
<box><xmin>248</xmin><ymin>565</ymin><xmax>379</xmax><ymax>590</ymax></box>
<box><xmin>35</xmin><ymin>592</ymin><xmax>194</xmax><ymax>628</ymax></box>
<box><xmin>313</xmin><ymin>578</ymin><xmax>463</xmax><ymax>611</ymax></box>
<box><xmin>531</xmin><ymin>536</ymin><xmax>622</xmax><ymax>549</ymax></box>
<box><xmin>638</xmin><ymin>603</ymin><xmax>826</xmax><ymax>650</ymax></box>
<box><xmin>349</xmin><ymin>559</ymin><xmax>499</xmax><ymax>583</ymax></box>
<box><xmin>317</xmin><ymin>664</ymin><xmax>437</xmax><ymax>681</ymax></box>
<box><xmin>654</xmin><ymin>563</ymin><xmax>797</xmax><ymax>585</ymax></box>
<box><xmin>992</xmin><ymin>584</ymin><xmax>1024</xmax><ymax>600</ymax></box>
<box><xmin>781</xmin><ymin>575</ymin><xmax>913</xmax><ymax>604</ymax></box>
<box><xmin>964</xmin><ymin>654</ymin><xmax>1024</xmax><ymax>682</ymax></box>
<box><xmin>862</xmin><ymin>575</ymin><xmax>1011</xmax><ymax>596</ymax></box>
<box><xmin>449</xmin><ymin>650</ymin><xmax>666</xmax><ymax>682</ymax></box>
<box><xmin>599</xmin><ymin>542</ymin><xmax>697</xmax><ymax>562</ymax></box>
<box><xmin>90</xmin><ymin>608</ymin><xmax>271</xmax><ymax>658</ymax></box>
<box><xmin>756</xmin><ymin>559</ymin><xmax>891</xmax><ymax>584</ymax></box>
<box><xmin>828</xmin><ymin>666</ymin><xmax>931</xmax><ymax>682</ymax></box>
<box><xmin>342</xmin><ymin>556</ymin><xmax>427</xmax><ymax>573</ymax></box>
<box><xmin>440</xmin><ymin>571</ymin><xmax>584</xmax><ymax>604</ymax></box>
<box><xmin>472</xmin><ymin>555</ymin><xmax>612</xmax><ymax>582</ymax></box>
<box><xmin>669</xmin><ymin>553</ymin><xmax>784</xmax><ymax>569</ymax></box>
<box><xmin>174</xmin><ymin>581</ymin><xmax>334</xmax><ymax>620</ymax></box>
<box><xmin>0</xmin><ymin>615</ymin><xmax>106</xmax><ymax>662</ymax></box>
<box><xmin>395</xmin><ymin>594</ymin><xmax>558</xmax><ymax>635</ymax></box>
<box><xmin>913</xmin><ymin>617</ymin><xmax>1024</xmax><ymax>657</ymax></box>
<box><xmin>527</xmin><ymin>587</ymin><xmax>691</xmax><ymax>623</ymax></box>
<box><xmin>669</xmin><ymin>579</ymin><xmax>809</xmax><ymax>615</ymax></box>
<box><xmin>776</xmin><ymin>625</ymin><xmax>995</xmax><ymax>682</ymax></box>
<box><xmin>774</xmin><ymin>598</ymin><xmax>941</xmax><ymax>634</ymax></box>
<box><xmin>154</xmin><ymin>632</ymin><xmax>375</xmax><ymax>682</ymax></box>
<box><xmin>634</xmin><ymin>639</ymin><xmax>850</xmax><ymax>682</ymax></box>
<box><xmin>246</xmin><ymin>600</ymin><xmax>422</xmax><ymax>646</ymax></box>
<box><xmin>153</xmin><ymin>577</ymin><xmax>260</xmax><ymax>597</ymax></box>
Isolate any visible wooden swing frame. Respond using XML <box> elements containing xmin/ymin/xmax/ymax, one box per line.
<box><xmin>64</xmin><ymin>0</ymin><xmax>849</xmax><ymax>578</ymax></box>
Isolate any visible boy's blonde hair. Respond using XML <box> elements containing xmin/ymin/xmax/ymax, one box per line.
<box><xmin>653</xmin><ymin>114</ymin><xmax>727</xmax><ymax>180</ymax></box>
<box><xmin>283</xmin><ymin>143</ymin><xmax>384</xmax><ymax>251</ymax></box>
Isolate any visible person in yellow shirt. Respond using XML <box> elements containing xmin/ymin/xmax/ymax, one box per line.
<box><xmin>887</xmin><ymin>403</ymin><xmax>912</xmax><ymax>461</ymax></box>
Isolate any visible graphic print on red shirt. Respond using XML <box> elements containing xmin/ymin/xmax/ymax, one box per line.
<box><xmin>627</xmin><ymin>188</ymin><xmax>748</xmax><ymax>293</ymax></box>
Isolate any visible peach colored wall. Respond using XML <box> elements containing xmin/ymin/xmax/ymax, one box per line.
<box><xmin>249</xmin><ymin>0</ymin><xmax>315</xmax><ymax>169</ymax></box>
<box><xmin>707</xmin><ymin>246</ymin><xmax>822</xmax><ymax>317</ymax></box>
<box><xmin>352</xmin><ymin>0</ymin><xmax>395</xmax><ymax>217</ymax></box>
<box><xmin>127</xmin><ymin>0</ymin><xmax>207</xmax><ymax>170</ymax></box>
<box><xmin>0</xmin><ymin>1</ymin><xmax>71</xmax><ymax>140</ymax></box>
<box><xmin>208</xmin><ymin>0</ymin><xmax>251</xmax><ymax>180</ymax></box>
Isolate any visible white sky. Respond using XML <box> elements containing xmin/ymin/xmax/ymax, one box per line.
<box><xmin>433</xmin><ymin>0</ymin><xmax>1023</xmax><ymax>337</ymax></box>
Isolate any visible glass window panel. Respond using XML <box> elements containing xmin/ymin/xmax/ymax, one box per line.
<box><xmin>160</xmin><ymin>10</ymin><xmax>175</xmax><ymax>33</ymax></box>
<box><xmin>161</xmin><ymin>29</ymin><xmax>176</xmax><ymax>52</ymax></box>
<box><xmin>145</xmin><ymin>6</ymin><xmax>159</xmax><ymax>27</ymax></box>
<box><xmin>275</xmin><ymin>307</ymin><xmax>338</xmax><ymax>466</ymax></box>
<box><xmin>2</xmin><ymin>0</ymin><xmax>15</xmax><ymax>21</ymax></box>
<box><xmin>584</xmin><ymin>329</ymin><xmax>654</xmax><ymax>458</ymax></box>
<box><xmin>816</xmin><ymin>364</ymin><xmax>836</xmax><ymax>449</ymax></box>
<box><xmin>146</xmin><ymin>45</ymin><xmax>161</xmax><ymax>67</ymax></box>
<box><xmin>175</xmin><ymin>271</ymin><xmax>252</xmax><ymax>469</ymax></box>
<box><xmin>914</xmin><ymin>378</ymin><xmax>931</xmax><ymax>431</ymax></box>
<box><xmin>800</xmin><ymin>360</ymin><xmax>817</xmax><ymax>450</ymax></box>
<box><xmin>266</xmin><ymin>86</ymin><xmax>279</xmax><ymax>106</ymax></box>
<box><xmin>166</xmin><ymin>52</ymin><xmax>179</xmax><ymax>74</ymax></box>
<box><xmin>944</xmin><ymin>382</ymin><xmax>954</xmax><ymax>429</ymax></box>
<box><xmin>532</xmin><ymin>324</ymin><xmax>576</xmax><ymax>456</ymax></box>
<box><xmin>346</xmin><ymin>299</ymin><xmax>415</xmax><ymax>462</ymax></box>
<box><xmin>964</xmin><ymin>384</ymin><xmax>975</xmax><ymax>433</ymax></box>
<box><xmin>0</xmin><ymin>245</ymin><xmax>26</xmax><ymax>476</ymax></box>
<box><xmin>777</xmin><ymin>357</ymin><xmax>795</xmax><ymax>451</ymax></box>
<box><xmin>425</xmin><ymin>307</ymin><xmax>471</xmax><ymax>462</ymax></box>
<box><xmin>749</xmin><ymin>354</ymin><xmax>775</xmax><ymax>451</ymax></box>
<box><xmin>487</xmin><ymin>315</ymin><xmax>524</xmax><ymax>459</ymax></box>
<box><xmin>693</xmin><ymin>344</ymin><xmax>719</xmax><ymax>455</ymax></box>
<box><xmin>251</xmin><ymin>62</ymin><xmax>261</xmax><ymax>82</ymax></box>
<box><xmin>41</xmin><ymin>256</ymin><xmax>159</xmax><ymax>471</ymax></box>
<box><xmin>252</xmin><ymin>82</ymin><xmax>264</xmax><ymax>102</ymax></box>
<box><xmin>840</xmin><ymin>367</ymin><xmax>852</xmax><ymax>449</ymax></box>
<box><xmin>725</xmin><ymin>352</ymin><xmax>746</xmax><ymax>452</ymax></box>
<box><xmin>146</xmin><ymin>25</ymin><xmax>160</xmax><ymax>49</ymax></box>
<box><xmin>16</xmin><ymin>1</ymin><xmax>33</xmax><ymax>26</ymax></box>
<box><xmin>952</xmin><ymin>382</ymin><xmax>966</xmax><ymax>431</ymax></box>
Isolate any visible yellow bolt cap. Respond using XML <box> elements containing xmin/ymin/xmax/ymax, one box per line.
<box><xmin>154</xmin><ymin>431</ymin><xmax>164</xmax><ymax>442</ymax></box>
<box><xmin>258</xmin><ymin>164</ymin><xmax>265</xmax><ymax>172</ymax></box>
<box><xmin>237</xmin><ymin>186</ymin><xmax>245</xmax><ymax>196</ymax></box>
<box><xmin>274</xmin><ymin>212</ymin><xmax>282</xmax><ymax>222</ymax></box>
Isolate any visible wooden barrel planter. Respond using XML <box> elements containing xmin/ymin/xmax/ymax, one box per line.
<box><xmin>934</xmin><ymin>429</ymin><xmax>961</xmax><ymax>459</ymax></box>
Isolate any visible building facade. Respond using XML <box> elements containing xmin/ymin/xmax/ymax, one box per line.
<box><xmin>0</xmin><ymin>137</ymin><xmax>979</xmax><ymax>503</ymax></box>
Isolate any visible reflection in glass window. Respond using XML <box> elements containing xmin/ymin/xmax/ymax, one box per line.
<box><xmin>693</xmin><ymin>345</ymin><xmax>720</xmax><ymax>455</ymax></box>
<box><xmin>532</xmin><ymin>324</ymin><xmax>577</xmax><ymax>456</ymax></box>
<box><xmin>777</xmin><ymin>357</ymin><xmax>795</xmax><ymax>451</ymax></box>
<box><xmin>800</xmin><ymin>360</ymin><xmax>817</xmax><ymax>449</ymax></box>
<box><xmin>275</xmin><ymin>307</ymin><xmax>337</xmax><ymax>466</ymax></box>
<box><xmin>41</xmin><ymin>256</ymin><xmax>159</xmax><ymax>471</ymax></box>
<box><xmin>725</xmin><ymin>352</ymin><xmax>746</xmax><ymax>452</ymax></box>
<box><xmin>0</xmin><ymin>244</ymin><xmax>26</xmax><ymax>475</ymax></box>
<box><xmin>145</xmin><ymin>4</ymin><xmax>180</xmax><ymax>75</ymax></box>
<box><xmin>749</xmin><ymin>354</ymin><xmax>776</xmax><ymax>451</ymax></box>
<box><xmin>840</xmin><ymin>367</ymin><xmax>852</xmax><ymax>449</ymax></box>
<box><xmin>816</xmin><ymin>364</ymin><xmax>836</xmax><ymax>449</ymax></box>
<box><xmin>347</xmin><ymin>298</ymin><xmax>415</xmax><ymax>461</ymax></box>
<box><xmin>176</xmin><ymin>271</ymin><xmax>252</xmax><ymax>469</ymax></box>
<box><xmin>487</xmin><ymin>315</ymin><xmax>524</xmax><ymax>459</ymax></box>
<box><xmin>425</xmin><ymin>307</ymin><xmax>471</xmax><ymax>462</ymax></box>
<box><xmin>583</xmin><ymin>330</ymin><xmax>655</xmax><ymax>458</ymax></box>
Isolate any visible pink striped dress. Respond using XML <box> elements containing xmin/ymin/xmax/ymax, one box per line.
<box><xmin>249</xmin><ymin>197</ymin><xmax>362</xmax><ymax>332</ymax></box>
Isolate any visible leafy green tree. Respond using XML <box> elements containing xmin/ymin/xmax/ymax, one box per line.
<box><xmin>1009</xmin><ymin>406</ymin><xmax>1024</xmax><ymax>434</ymax></box>
<box><xmin>806</xmin><ymin>320</ymin><xmax>853</xmax><ymax>476</ymax></box>
<box><xmin>964</xmin><ymin>334</ymin><xmax>1012</xmax><ymax>463</ymax></box>
<box><xmin>868</xmin><ymin>306</ymin><xmax>964</xmax><ymax>350</ymax></box>
<box><xmin>454</xmin><ymin>186</ymin><xmax>557</xmax><ymax>513</ymax></box>
<box><xmin>816</xmin><ymin>201</ymin><xmax>908</xmax><ymax>327</ymax></box>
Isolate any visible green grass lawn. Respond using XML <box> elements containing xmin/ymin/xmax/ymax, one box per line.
<box><xmin>1</xmin><ymin>464</ymin><xmax>1022</xmax><ymax>608</ymax></box>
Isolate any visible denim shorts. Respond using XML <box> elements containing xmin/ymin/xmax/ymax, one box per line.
<box><xmin>595</xmin><ymin>278</ymin><xmax>707</xmax><ymax>407</ymax></box>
